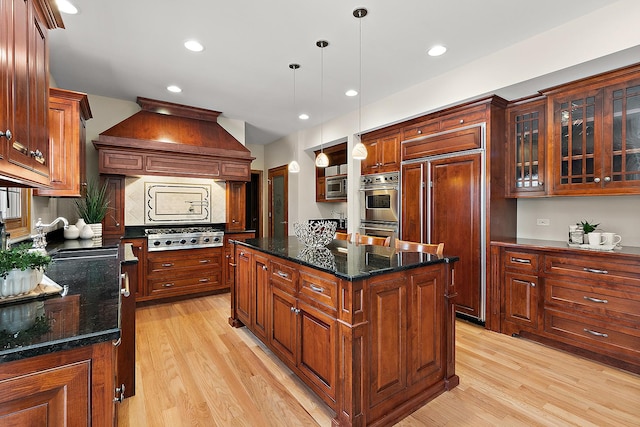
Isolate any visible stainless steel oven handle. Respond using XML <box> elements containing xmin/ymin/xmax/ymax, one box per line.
<box><xmin>360</xmin><ymin>186</ymin><xmax>399</xmax><ymax>191</ymax></box>
<box><xmin>361</xmin><ymin>226</ymin><xmax>397</xmax><ymax>232</ymax></box>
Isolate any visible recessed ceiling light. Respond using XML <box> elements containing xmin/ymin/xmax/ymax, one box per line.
<box><xmin>184</xmin><ymin>40</ymin><xmax>204</xmax><ymax>52</ymax></box>
<box><xmin>345</xmin><ymin>89</ymin><xmax>358</xmax><ymax>97</ymax></box>
<box><xmin>167</xmin><ymin>85</ymin><xmax>182</xmax><ymax>93</ymax></box>
<box><xmin>299</xmin><ymin>113</ymin><xmax>309</xmax><ymax>120</ymax></box>
<box><xmin>56</xmin><ymin>0</ymin><xmax>78</xmax><ymax>14</ymax></box>
<box><xmin>428</xmin><ymin>45</ymin><xmax>447</xmax><ymax>57</ymax></box>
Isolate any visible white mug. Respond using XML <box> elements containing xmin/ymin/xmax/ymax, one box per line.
<box><xmin>601</xmin><ymin>232</ymin><xmax>622</xmax><ymax>246</ymax></box>
<box><xmin>588</xmin><ymin>232</ymin><xmax>606</xmax><ymax>247</ymax></box>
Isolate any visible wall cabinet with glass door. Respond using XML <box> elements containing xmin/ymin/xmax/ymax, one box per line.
<box><xmin>505</xmin><ymin>96</ymin><xmax>546</xmax><ymax>197</ymax></box>
<box><xmin>543</xmin><ymin>63</ymin><xmax>640</xmax><ymax>195</ymax></box>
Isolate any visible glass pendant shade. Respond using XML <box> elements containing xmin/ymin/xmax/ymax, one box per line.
<box><xmin>288</xmin><ymin>160</ymin><xmax>300</xmax><ymax>173</ymax></box>
<box><xmin>315</xmin><ymin>152</ymin><xmax>330</xmax><ymax>168</ymax></box>
<box><xmin>352</xmin><ymin>142</ymin><xmax>368</xmax><ymax>159</ymax></box>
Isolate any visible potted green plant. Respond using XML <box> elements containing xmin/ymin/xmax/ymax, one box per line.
<box><xmin>578</xmin><ymin>220</ymin><xmax>600</xmax><ymax>234</ymax></box>
<box><xmin>74</xmin><ymin>178</ymin><xmax>111</xmax><ymax>238</ymax></box>
<box><xmin>0</xmin><ymin>244</ymin><xmax>52</xmax><ymax>297</ymax></box>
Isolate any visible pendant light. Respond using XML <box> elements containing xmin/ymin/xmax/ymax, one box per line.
<box><xmin>288</xmin><ymin>63</ymin><xmax>301</xmax><ymax>174</ymax></box>
<box><xmin>315</xmin><ymin>40</ymin><xmax>330</xmax><ymax>168</ymax></box>
<box><xmin>352</xmin><ymin>8</ymin><xmax>368</xmax><ymax>160</ymax></box>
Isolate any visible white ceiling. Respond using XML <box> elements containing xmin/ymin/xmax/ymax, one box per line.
<box><xmin>49</xmin><ymin>0</ymin><xmax>619</xmax><ymax>145</ymax></box>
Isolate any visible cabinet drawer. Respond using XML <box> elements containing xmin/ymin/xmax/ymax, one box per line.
<box><xmin>439</xmin><ymin>105</ymin><xmax>486</xmax><ymax>132</ymax></box>
<box><xmin>402</xmin><ymin>119</ymin><xmax>439</xmax><ymax>141</ymax></box>
<box><xmin>149</xmin><ymin>271</ymin><xmax>222</xmax><ymax>294</ymax></box>
<box><xmin>545</xmin><ymin>278</ymin><xmax>640</xmax><ymax>321</ymax></box>
<box><xmin>402</xmin><ymin>126</ymin><xmax>481</xmax><ymax>160</ymax></box>
<box><xmin>543</xmin><ymin>254</ymin><xmax>640</xmax><ymax>287</ymax></box>
<box><xmin>503</xmin><ymin>250</ymin><xmax>539</xmax><ymax>272</ymax></box>
<box><xmin>299</xmin><ymin>270</ymin><xmax>337</xmax><ymax>311</ymax></box>
<box><xmin>545</xmin><ymin>309</ymin><xmax>640</xmax><ymax>360</ymax></box>
<box><xmin>148</xmin><ymin>249</ymin><xmax>222</xmax><ymax>272</ymax></box>
<box><xmin>270</xmin><ymin>260</ymin><xmax>297</xmax><ymax>290</ymax></box>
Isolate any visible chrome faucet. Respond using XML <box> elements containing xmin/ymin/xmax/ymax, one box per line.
<box><xmin>32</xmin><ymin>217</ymin><xmax>69</xmax><ymax>250</ymax></box>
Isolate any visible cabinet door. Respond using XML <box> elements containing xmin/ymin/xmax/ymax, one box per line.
<box><xmin>226</xmin><ymin>181</ymin><xmax>246</xmax><ymax>231</ymax></box>
<box><xmin>252</xmin><ymin>252</ymin><xmax>269</xmax><ymax>341</ymax></box>
<box><xmin>361</xmin><ymin>139</ymin><xmax>380</xmax><ymax>174</ymax></box>
<box><xmin>506</xmin><ymin>100</ymin><xmax>546</xmax><ymax>197</ymax></box>
<box><xmin>504</xmin><ymin>271</ymin><xmax>539</xmax><ymax>329</ymax></box>
<box><xmin>400</xmin><ymin>162</ymin><xmax>424</xmax><ymax>242</ymax></box>
<box><xmin>378</xmin><ymin>133</ymin><xmax>400</xmax><ymax>172</ymax></box>
<box><xmin>602</xmin><ymin>79</ymin><xmax>640</xmax><ymax>190</ymax></box>
<box><xmin>551</xmin><ymin>89</ymin><xmax>603</xmax><ymax>194</ymax></box>
<box><xmin>316</xmin><ymin>176</ymin><xmax>326</xmax><ymax>202</ymax></box>
<box><xmin>270</xmin><ymin>283</ymin><xmax>297</xmax><ymax>366</ymax></box>
<box><xmin>234</xmin><ymin>247</ymin><xmax>252</xmax><ymax>327</ymax></box>
<box><xmin>101</xmin><ymin>174</ymin><xmax>125</xmax><ymax>237</ymax></box>
<box><xmin>123</xmin><ymin>238</ymin><xmax>146</xmax><ymax>299</ymax></box>
<box><xmin>297</xmin><ymin>300</ymin><xmax>337</xmax><ymax>402</ymax></box>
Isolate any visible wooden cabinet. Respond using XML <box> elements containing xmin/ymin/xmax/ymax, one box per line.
<box><xmin>0</xmin><ymin>0</ymin><xmax>62</xmax><ymax>187</ymax></box>
<box><xmin>543</xmin><ymin>64</ymin><xmax>640</xmax><ymax>195</ymax></box>
<box><xmin>0</xmin><ymin>341</ymin><xmax>116</xmax><ymax>426</ymax></box>
<box><xmin>314</xmin><ymin>142</ymin><xmax>346</xmax><ymax>202</ymax></box>
<box><xmin>226</xmin><ymin>181</ymin><xmax>246</xmax><ymax>231</ymax></box>
<box><xmin>360</xmin><ymin>128</ymin><xmax>401</xmax><ymax>174</ymax></box>
<box><xmin>223</xmin><ymin>232</ymin><xmax>255</xmax><ymax>289</ymax></box>
<box><xmin>491</xmin><ymin>241</ymin><xmax>640</xmax><ymax>374</ymax></box>
<box><xmin>100</xmin><ymin>174</ymin><xmax>125</xmax><ymax>238</ymax></box>
<box><xmin>122</xmin><ymin>238</ymin><xmax>146</xmax><ymax>300</ymax></box>
<box><xmin>35</xmin><ymin>88</ymin><xmax>92</xmax><ymax>197</ymax></box>
<box><xmin>144</xmin><ymin>247</ymin><xmax>223</xmax><ymax>301</ymax></box>
<box><xmin>505</xmin><ymin>97</ymin><xmax>546</xmax><ymax>197</ymax></box>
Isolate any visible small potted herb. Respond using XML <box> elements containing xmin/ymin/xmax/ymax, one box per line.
<box><xmin>0</xmin><ymin>244</ymin><xmax>52</xmax><ymax>297</ymax></box>
<box><xmin>74</xmin><ymin>178</ymin><xmax>111</xmax><ymax>238</ymax></box>
<box><xmin>577</xmin><ymin>220</ymin><xmax>600</xmax><ymax>234</ymax></box>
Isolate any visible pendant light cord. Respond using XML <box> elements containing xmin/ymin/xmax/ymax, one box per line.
<box><xmin>358</xmin><ymin>11</ymin><xmax>362</xmax><ymax>137</ymax></box>
<box><xmin>320</xmin><ymin>42</ymin><xmax>324</xmax><ymax>154</ymax></box>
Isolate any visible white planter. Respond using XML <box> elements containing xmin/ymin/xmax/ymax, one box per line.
<box><xmin>0</xmin><ymin>268</ymin><xmax>42</xmax><ymax>298</ymax></box>
<box><xmin>88</xmin><ymin>223</ymin><xmax>102</xmax><ymax>238</ymax></box>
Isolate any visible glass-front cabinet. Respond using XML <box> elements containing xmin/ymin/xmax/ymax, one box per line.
<box><xmin>545</xmin><ymin>65</ymin><xmax>640</xmax><ymax>195</ymax></box>
<box><xmin>506</xmin><ymin>97</ymin><xmax>546</xmax><ymax>197</ymax></box>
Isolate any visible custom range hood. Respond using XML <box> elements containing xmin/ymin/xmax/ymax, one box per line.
<box><xmin>93</xmin><ymin>97</ymin><xmax>254</xmax><ymax>181</ymax></box>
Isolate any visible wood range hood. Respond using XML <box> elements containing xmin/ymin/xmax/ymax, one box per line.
<box><xmin>93</xmin><ymin>97</ymin><xmax>254</xmax><ymax>181</ymax></box>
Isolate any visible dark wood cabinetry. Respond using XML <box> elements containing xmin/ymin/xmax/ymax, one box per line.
<box><xmin>0</xmin><ymin>0</ymin><xmax>62</xmax><ymax>187</ymax></box>
<box><xmin>543</xmin><ymin>64</ymin><xmax>640</xmax><ymax>195</ymax></box>
<box><xmin>491</xmin><ymin>241</ymin><xmax>640</xmax><ymax>374</ymax></box>
<box><xmin>360</xmin><ymin>128</ymin><xmax>401</xmax><ymax>174</ymax></box>
<box><xmin>223</xmin><ymin>232</ymin><xmax>255</xmax><ymax>290</ymax></box>
<box><xmin>314</xmin><ymin>142</ymin><xmax>347</xmax><ymax>202</ymax></box>
<box><xmin>505</xmin><ymin>97</ymin><xmax>546</xmax><ymax>197</ymax></box>
<box><xmin>35</xmin><ymin>88</ymin><xmax>92</xmax><ymax>197</ymax></box>
<box><xmin>100</xmin><ymin>174</ymin><xmax>125</xmax><ymax>238</ymax></box>
<box><xmin>226</xmin><ymin>181</ymin><xmax>246</xmax><ymax>231</ymax></box>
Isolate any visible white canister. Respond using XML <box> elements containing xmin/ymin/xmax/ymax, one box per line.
<box><xmin>63</xmin><ymin>225</ymin><xmax>80</xmax><ymax>240</ymax></box>
<box><xmin>80</xmin><ymin>224</ymin><xmax>94</xmax><ymax>239</ymax></box>
<box><xmin>76</xmin><ymin>218</ymin><xmax>87</xmax><ymax>230</ymax></box>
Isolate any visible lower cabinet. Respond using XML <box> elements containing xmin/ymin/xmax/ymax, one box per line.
<box><xmin>223</xmin><ymin>232</ymin><xmax>255</xmax><ymax>290</ymax></box>
<box><xmin>0</xmin><ymin>341</ymin><xmax>116</xmax><ymax>426</ymax></box>
<box><xmin>492</xmin><ymin>242</ymin><xmax>640</xmax><ymax>374</ymax></box>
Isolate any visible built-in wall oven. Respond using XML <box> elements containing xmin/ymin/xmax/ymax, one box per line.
<box><xmin>359</xmin><ymin>172</ymin><xmax>399</xmax><ymax>240</ymax></box>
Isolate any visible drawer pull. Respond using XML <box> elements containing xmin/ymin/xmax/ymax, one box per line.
<box><xmin>199</xmin><ymin>278</ymin><xmax>209</xmax><ymax>283</ymax></box>
<box><xmin>262</xmin><ymin>265</ymin><xmax>268</xmax><ymax>271</ymax></box>
<box><xmin>229</xmin><ymin>263</ymin><xmax>237</xmax><ymax>267</ymax></box>
<box><xmin>277</xmin><ymin>271</ymin><xmax>289</xmax><ymax>278</ymax></box>
<box><xmin>162</xmin><ymin>283</ymin><xmax>174</xmax><ymax>288</ymax></box>
<box><xmin>583</xmin><ymin>296</ymin><xmax>608</xmax><ymax>304</ymax></box>
<box><xmin>199</xmin><ymin>259</ymin><xmax>210</xmax><ymax>264</ymax></box>
<box><xmin>510</xmin><ymin>257</ymin><xmax>531</xmax><ymax>264</ymax></box>
<box><xmin>583</xmin><ymin>328</ymin><xmax>608</xmax><ymax>338</ymax></box>
<box><xmin>162</xmin><ymin>263</ymin><xmax>174</xmax><ymax>267</ymax></box>
<box><xmin>530</xmin><ymin>282</ymin><xmax>536</xmax><ymax>287</ymax></box>
<box><xmin>310</xmin><ymin>284</ymin><xmax>324</xmax><ymax>293</ymax></box>
<box><xmin>583</xmin><ymin>267</ymin><xmax>608</xmax><ymax>275</ymax></box>
<box><xmin>290</xmin><ymin>306</ymin><xmax>300</xmax><ymax>314</ymax></box>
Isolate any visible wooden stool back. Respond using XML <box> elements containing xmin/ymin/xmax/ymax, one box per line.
<box><xmin>394</xmin><ymin>239</ymin><xmax>444</xmax><ymax>256</ymax></box>
<box><xmin>354</xmin><ymin>233</ymin><xmax>391</xmax><ymax>247</ymax></box>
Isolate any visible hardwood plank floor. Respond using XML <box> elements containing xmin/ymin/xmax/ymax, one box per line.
<box><xmin>117</xmin><ymin>293</ymin><xmax>640</xmax><ymax>426</ymax></box>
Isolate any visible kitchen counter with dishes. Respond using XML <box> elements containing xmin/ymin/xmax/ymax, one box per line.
<box><xmin>230</xmin><ymin>237</ymin><xmax>458</xmax><ymax>426</ymax></box>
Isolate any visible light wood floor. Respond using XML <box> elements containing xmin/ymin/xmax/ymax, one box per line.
<box><xmin>117</xmin><ymin>293</ymin><xmax>640</xmax><ymax>426</ymax></box>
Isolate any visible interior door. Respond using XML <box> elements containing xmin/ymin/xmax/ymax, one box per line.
<box><xmin>430</xmin><ymin>152</ymin><xmax>483</xmax><ymax>320</ymax></box>
<box><xmin>268</xmin><ymin>165</ymin><xmax>288</xmax><ymax>239</ymax></box>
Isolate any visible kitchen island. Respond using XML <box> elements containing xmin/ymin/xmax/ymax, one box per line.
<box><xmin>229</xmin><ymin>237</ymin><xmax>459</xmax><ymax>427</ymax></box>
<box><xmin>0</xmin><ymin>239</ymin><xmax>127</xmax><ymax>426</ymax></box>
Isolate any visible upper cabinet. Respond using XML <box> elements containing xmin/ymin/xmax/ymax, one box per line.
<box><xmin>360</xmin><ymin>128</ymin><xmax>401</xmax><ymax>175</ymax></box>
<box><xmin>314</xmin><ymin>142</ymin><xmax>347</xmax><ymax>202</ymax></box>
<box><xmin>0</xmin><ymin>0</ymin><xmax>63</xmax><ymax>187</ymax></box>
<box><xmin>35</xmin><ymin>88</ymin><xmax>92</xmax><ymax>197</ymax></box>
<box><xmin>543</xmin><ymin>64</ymin><xmax>640</xmax><ymax>195</ymax></box>
<box><xmin>505</xmin><ymin>97</ymin><xmax>546</xmax><ymax>197</ymax></box>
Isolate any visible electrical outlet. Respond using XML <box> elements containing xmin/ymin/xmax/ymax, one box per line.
<box><xmin>537</xmin><ymin>218</ymin><xmax>550</xmax><ymax>226</ymax></box>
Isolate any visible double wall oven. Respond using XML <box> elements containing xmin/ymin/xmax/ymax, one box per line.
<box><xmin>359</xmin><ymin>171</ymin><xmax>399</xmax><ymax>241</ymax></box>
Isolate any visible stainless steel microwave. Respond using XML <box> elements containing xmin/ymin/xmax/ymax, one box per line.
<box><xmin>325</xmin><ymin>176</ymin><xmax>347</xmax><ymax>199</ymax></box>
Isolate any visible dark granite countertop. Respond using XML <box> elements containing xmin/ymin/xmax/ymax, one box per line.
<box><xmin>234</xmin><ymin>237</ymin><xmax>458</xmax><ymax>281</ymax></box>
<box><xmin>0</xmin><ymin>239</ymin><xmax>123</xmax><ymax>364</ymax></box>
<box><xmin>491</xmin><ymin>238</ymin><xmax>640</xmax><ymax>258</ymax></box>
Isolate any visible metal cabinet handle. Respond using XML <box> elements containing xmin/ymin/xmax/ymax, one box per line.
<box><xmin>583</xmin><ymin>267</ymin><xmax>608</xmax><ymax>275</ymax></box>
<box><xmin>162</xmin><ymin>263</ymin><xmax>174</xmax><ymax>267</ymax></box>
<box><xmin>120</xmin><ymin>273</ymin><xmax>130</xmax><ymax>297</ymax></box>
<box><xmin>530</xmin><ymin>282</ymin><xmax>536</xmax><ymax>287</ymax></box>
<box><xmin>114</xmin><ymin>384</ymin><xmax>126</xmax><ymax>403</ymax></box>
<box><xmin>310</xmin><ymin>284</ymin><xmax>324</xmax><ymax>293</ymax></box>
<box><xmin>199</xmin><ymin>278</ymin><xmax>209</xmax><ymax>283</ymax></box>
<box><xmin>277</xmin><ymin>271</ymin><xmax>289</xmax><ymax>278</ymax></box>
<box><xmin>417</xmin><ymin>129</ymin><xmax>422</xmax><ymax>134</ymax></box>
<box><xmin>0</xmin><ymin>129</ymin><xmax>11</xmax><ymax>140</ymax></box>
<box><xmin>594</xmin><ymin>177</ymin><xmax>601</xmax><ymax>183</ymax></box>
<box><xmin>262</xmin><ymin>265</ymin><xmax>268</xmax><ymax>271</ymax></box>
<box><xmin>604</xmin><ymin>176</ymin><xmax>611</xmax><ymax>182</ymax></box>
<box><xmin>162</xmin><ymin>283</ymin><xmax>174</xmax><ymax>288</ymax></box>
<box><xmin>583</xmin><ymin>296</ymin><xmax>608</xmax><ymax>304</ymax></box>
<box><xmin>510</xmin><ymin>257</ymin><xmax>531</xmax><ymax>264</ymax></box>
<box><xmin>583</xmin><ymin>328</ymin><xmax>608</xmax><ymax>338</ymax></box>
<box><xmin>199</xmin><ymin>259</ymin><xmax>210</xmax><ymax>264</ymax></box>
<box><xmin>113</xmin><ymin>337</ymin><xmax>122</xmax><ymax>347</ymax></box>
<box><xmin>229</xmin><ymin>263</ymin><xmax>237</xmax><ymax>267</ymax></box>
<box><xmin>459</xmin><ymin>119</ymin><xmax>464</xmax><ymax>124</ymax></box>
